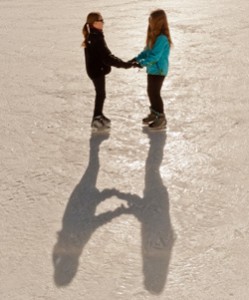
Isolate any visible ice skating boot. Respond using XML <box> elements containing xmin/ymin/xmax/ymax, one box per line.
<box><xmin>142</xmin><ymin>108</ymin><xmax>157</xmax><ymax>125</ymax></box>
<box><xmin>149</xmin><ymin>113</ymin><xmax>167</xmax><ymax>130</ymax></box>
<box><xmin>91</xmin><ymin>115</ymin><xmax>111</xmax><ymax>130</ymax></box>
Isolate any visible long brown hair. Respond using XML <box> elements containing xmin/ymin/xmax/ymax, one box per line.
<box><xmin>82</xmin><ymin>12</ymin><xmax>101</xmax><ymax>47</ymax></box>
<box><xmin>146</xmin><ymin>9</ymin><xmax>172</xmax><ymax>49</ymax></box>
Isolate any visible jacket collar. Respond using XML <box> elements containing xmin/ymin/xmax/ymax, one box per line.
<box><xmin>90</xmin><ymin>27</ymin><xmax>103</xmax><ymax>35</ymax></box>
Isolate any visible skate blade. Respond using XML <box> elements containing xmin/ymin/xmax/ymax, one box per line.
<box><xmin>148</xmin><ymin>125</ymin><xmax>166</xmax><ymax>132</ymax></box>
<box><xmin>91</xmin><ymin>126</ymin><xmax>111</xmax><ymax>134</ymax></box>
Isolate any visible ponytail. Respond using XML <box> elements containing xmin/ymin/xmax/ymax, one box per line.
<box><xmin>82</xmin><ymin>12</ymin><xmax>101</xmax><ymax>47</ymax></box>
<box><xmin>86</xmin><ymin>23</ymin><xmax>90</xmax><ymax>34</ymax></box>
<box><xmin>82</xmin><ymin>23</ymin><xmax>89</xmax><ymax>47</ymax></box>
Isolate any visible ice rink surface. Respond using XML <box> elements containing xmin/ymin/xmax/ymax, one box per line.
<box><xmin>1</xmin><ymin>0</ymin><xmax>249</xmax><ymax>299</ymax></box>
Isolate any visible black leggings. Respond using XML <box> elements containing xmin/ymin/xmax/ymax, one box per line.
<box><xmin>147</xmin><ymin>74</ymin><xmax>165</xmax><ymax>114</ymax></box>
<box><xmin>92</xmin><ymin>75</ymin><xmax>106</xmax><ymax>117</ymax></box>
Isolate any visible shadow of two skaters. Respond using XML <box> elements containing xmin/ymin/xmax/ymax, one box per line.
<box><xmin>52</xmin><ymin>129</ymin><xmax>175</xmax><ymax>294</ymax></box>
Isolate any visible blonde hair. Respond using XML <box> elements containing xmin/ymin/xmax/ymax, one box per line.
<box><xmin>146</xmin><ymin>9</ymin><xmax>172</xmax><ymax>48</ymax></box>
<box><xmin>82</xmin><ymin>12</ymin><xmax>102</xmax><ymax>47</ymax></box>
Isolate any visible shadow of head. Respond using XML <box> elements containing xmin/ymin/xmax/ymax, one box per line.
<box><xmin>143</xmin><ymin>246</ymin><xmax>173</xmax><ymax>294</ymax></box>
<box><xmin>52</xmin><ymin>244</ymin><xmax>79</xmax><ymax>286</ymax></box>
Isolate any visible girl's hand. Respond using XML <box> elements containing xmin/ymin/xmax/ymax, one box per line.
<box><xmin>132</xmin><ymin>61</ymin><xmax>143</xmax><ymax>68</ymax></box>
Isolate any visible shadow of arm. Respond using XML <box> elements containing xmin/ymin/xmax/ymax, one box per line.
<box><xmin>94</xmin><ymin>205</ymin><xmax>132</xmax><ymax>228</ymax></box>
<box><xmin>101</xmin><ymin>188</ymin><xmax>141</xmax><ymax>204</ymax></box>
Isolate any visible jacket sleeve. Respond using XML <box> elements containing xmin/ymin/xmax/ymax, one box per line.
<box><xmin>136</xmin><ymin>36</ymin><xmax>169</xmax><ymax>67</ymax></box>
<box><xmin>135</xmin><ymin>48</ymin><xmax>149</xmax><ymax>61</ymax></box>
<box><xmin>97</xmin><ymin>36</ymin><xmax>129</xmax><ymax>68</ymax></box>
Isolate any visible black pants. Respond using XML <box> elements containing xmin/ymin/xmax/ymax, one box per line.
<box><xmin>147</xmin><ymin>74</ymin><xmax>165</xmax><ymax>114</ymax></box>
<box><xmin>92</xmin><ymin>75</ymin><xmax>106</xmax><ymax>117</ymax></box>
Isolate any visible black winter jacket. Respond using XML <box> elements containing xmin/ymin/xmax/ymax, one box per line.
<box><xmin>84</xmin><ymin>27</ymin><xmax>129</xmax><ymax>79</ymax></box>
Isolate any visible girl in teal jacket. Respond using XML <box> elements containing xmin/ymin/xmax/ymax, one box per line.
<box><xmin>136</xmin><ymin>34</ymin><xmax>170</xmax><ymax>76</ymax></box>
<box><xmin>133</xmin><ymin>9</ymin><xmax>172</xmax><ymax>130</ymax></box>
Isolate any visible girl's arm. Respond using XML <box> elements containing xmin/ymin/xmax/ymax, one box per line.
<box><xmin>135</xmin><ymin>48</ymin><xmax>149</xmax><ymax>61</ymax></box>
<box><xmin>97</xmin><ymin>36</ymin><xmax>131</xmax><ymax>68</ymax></box>
<box><xmin>136</xmin><ymin>35</ymin><xmax>169</xmax><ymax>67</ymax></box>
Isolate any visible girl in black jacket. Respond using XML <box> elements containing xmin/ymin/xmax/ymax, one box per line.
<box><xmin>82</xmin><ymin>12</ymin><xmax>133</xmax><ymax>129</ymax></box>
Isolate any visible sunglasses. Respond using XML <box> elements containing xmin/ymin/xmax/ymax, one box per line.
<box><xmin>96</xmin><ymin>19</ymin><xmax>104</xmax><ymax>23</ymax></box>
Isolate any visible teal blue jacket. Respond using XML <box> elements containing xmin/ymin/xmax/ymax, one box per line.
<box><xmin>135</xmin><ymin>34</ymin><xmax>170</xmax><ymax>76</ymax></box>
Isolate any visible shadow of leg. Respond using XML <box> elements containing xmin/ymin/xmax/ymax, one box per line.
<box><xmin>52</xmin><ymin>132</ymin><xmax>110</xmax><ymax>286</ymax></box>
<box><xmin>141</xmin><ymin>130</ymin><xmax>175</xmax><ymax>294</ymax></box>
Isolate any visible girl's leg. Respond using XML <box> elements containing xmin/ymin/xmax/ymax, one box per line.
<box><xmin>91</xmin><ymin>76</ymin><xmax>111</xmax><ymax>128</ymax></box>
<box><xmin>146</xmin><ymin>75</ymin><xmax>167</xmax><ymax>129</ymax></box>
<box><xmin>147</xmin><ymin>75</ymin><xmax>165</xmax><ymax>114</ymax></box>
<box><xmin>92</xmin><ymin>75</ymin><xmax>106</xmax><ymax>117</ymax></box>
